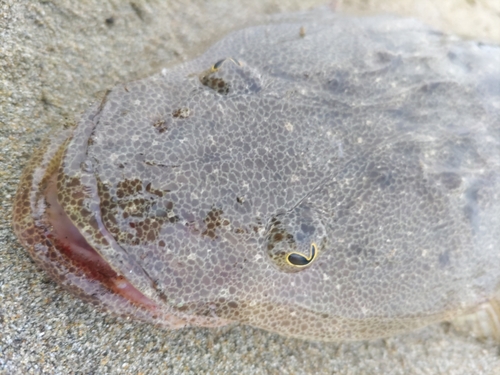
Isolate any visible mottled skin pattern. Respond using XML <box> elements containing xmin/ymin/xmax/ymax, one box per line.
<box><xmin>12</xmin><ymin>13</ymin><xmax>500</xmax><ymax>341</ymax></box>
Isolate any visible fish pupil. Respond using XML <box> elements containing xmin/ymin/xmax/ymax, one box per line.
<box><xmin>287</xmin><ymin>243</ymin><xmax>317</xmax><ymax>267</ymax></box>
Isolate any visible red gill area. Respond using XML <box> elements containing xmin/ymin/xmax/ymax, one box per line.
<box><xmin>44</xmin><ymin>173</ymin><xmax>159</xmax><ymax>311</ymax></box>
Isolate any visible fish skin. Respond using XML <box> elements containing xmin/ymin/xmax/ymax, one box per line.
<box><xmin>12</xmin><ymin>12</ymin><xmax>500</xmax><ymax>341</ymax></box>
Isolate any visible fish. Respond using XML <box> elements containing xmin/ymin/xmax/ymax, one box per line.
<box><xmin>12</xmin><ymin>11</ymin><xmax>500</xmax><ymax>341</ymax></box>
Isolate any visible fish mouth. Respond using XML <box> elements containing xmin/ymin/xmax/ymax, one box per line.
<box><xmin>11</xmin><ymin>132</ymin><xmax>187</xmax><ymax>327</ymax></box>
<box><xmin>43</xmin><ymin>172</ymin><xmax>161</xmax><ymax>312</ymax></box>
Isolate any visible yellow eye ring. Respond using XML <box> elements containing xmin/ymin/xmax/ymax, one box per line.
<box><xmin>286</xmin><ymin>242</ymin><xmax>318</xmax><ymax>267</ymax></box>
<box><xmin>211</xmin><ymin>57</ymin><xmax>241</xmax><ymax>72</ymax></box>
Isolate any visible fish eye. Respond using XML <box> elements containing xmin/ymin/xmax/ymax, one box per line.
<box><xmin>265</xmin><ymin>206</ymin><xmax>325</xmax><ymax>273</ymax></box>
<box><xmin>211</xmin><ymin>57</ymin><xmax>241</xmax><ymax>71</ymax></box>
<box><xmin>199</xmin><ymin>57</ymin><xmax>260</xmax><ymax>96</ymax></box>
<box><xmin>286</xmin><ymin>243</ymin><xmax>318</xmax><ymax>267</ymax></box>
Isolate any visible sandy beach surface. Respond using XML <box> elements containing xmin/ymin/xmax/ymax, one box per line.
<box><xmin>1</xmin><ymin>1</ymin><xmax>500</xmax><ymax>374</ymax></box>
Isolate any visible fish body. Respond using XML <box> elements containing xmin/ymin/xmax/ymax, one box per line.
<box><xmin>12</xmin><ymin>12</ymin><xmax>500</xmax><ymax>341</ymax></box>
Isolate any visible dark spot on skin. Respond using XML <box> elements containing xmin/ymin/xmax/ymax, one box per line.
<box><xmin>202</xmin><ymin>208</ymin><xmax>224</xmax><ymax>240</ymax></box>
<box><xmin>199</xmin><ymin>59</ymin><xmax>235</xmax><ymax>95</ymax></box>
<box><xmin>201</xmin><ymin>76</ymin><xmax>230</xmax><ymax>95</ymax></box>
<box><xmin>145</xmin><ymin>182</ymin><xmax>165</xmax><ymax>197</ymax></box>
<box><xmin>105</xmin><ymin>17</ymin><xmax>114</xmax><ymax>26</ymax></box>
<box><xmin>172</xmin><ymin>108</ymin><xmax>191</xmax><ymax>118</ymax></box>
<box><xmin>273</xmin><ymin>232</ymin><xmax>285</xmax><ymax>242</ymax></box>
<box><xmin>266</xmin><ymin>217</ymin><xmax>295</xmax><ymax>251</ymax></box>
<box><xmin>116</xmin><ymin>178</ymin><xmax>142</xmax><ymax>198</ymax></box>
<box><xmin>153</xmin><ymin>119</ymin><xmax>168</xmax><ymax>133</ymax></box>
